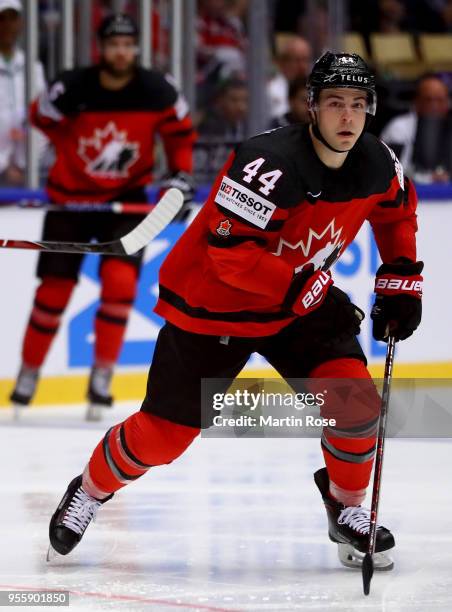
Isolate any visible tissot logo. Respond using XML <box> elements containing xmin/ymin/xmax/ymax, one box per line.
<box><xmin>219</xmin><ymin>182</ymin><xmax>273</xmax><ymax>215</ymax></box>
<box><xmin>215</xmin><ymin>176</ymin><xmax>276</xmax><ymax>228</ymax></box>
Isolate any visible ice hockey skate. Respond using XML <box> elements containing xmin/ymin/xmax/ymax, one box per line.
<box><xmin>86</xmin><ymin>366</ymin><xmax>114</xmax><ymax>421</ymax></box>
<box><xmin>47</xmin><ymin>475</ymin><xmax>113</xmax><ymax>560</ymax></box>
<box><xmin>9</xmin><ymin>365</ymin><xmax>39</xmax><ymax>410</ymax></box>
<box><xmin>314</xmin><ymin>468</ymin><xmax>395</xmax><ymax>571</ymax></box>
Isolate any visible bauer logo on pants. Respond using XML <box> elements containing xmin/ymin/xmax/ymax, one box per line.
<box><xmin>214</xmin><ymin>176</ymin><xmax>276</xmax><ymax>228</ymax></box>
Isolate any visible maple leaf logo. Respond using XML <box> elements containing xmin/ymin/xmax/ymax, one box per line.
<box><xmin>78</xmin><ymin>121</ymin><xmax>139</xmax><ymax>179</ymax></box>
<box><xmin>272</xmin><ymin>219</ymin><xmax>345</xmax><ymax>272</ymax></box>
<box><xmin>216</xmin><ymin>219</ymin><xmax>232</xmax><ymax>236</ymax></box>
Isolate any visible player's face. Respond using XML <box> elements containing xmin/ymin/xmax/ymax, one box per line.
<box><xmin>218</xmin><ymin>87</ymin><xmax>249</xmax><ymax>123</ymax></box>
<box><xmin>100</xmin><ymin>36</ymin><xmax>137</xmax><ymax>77</ymax></box>
<box><xmin>0</xmin><ymin>9</ymin><xmax>22</xmax><ymax>48</ymax></box>
<box><xmin>415</xmin><ymin>78</ymin><xmax>450</xmax><ymax>117</ymax></box>
<box><xmin>316</xmin><ymin>88</ymin><xmax>368</xmax><ymax>151</ymax></box>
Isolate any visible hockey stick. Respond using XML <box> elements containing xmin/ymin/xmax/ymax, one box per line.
<box><xmin>10</xmin><ymin>200</ymin><xmax>156</xmax><ymax>214</ymax></box>
<box><xmin>362</xmin><ymin>335</ymin><xmax>396</xmax><ymax>596</ymax></box>
<box><xmin>0</xmin><ymin>188</ymin><xmax>183</xmax><ymax>255</ymax></box>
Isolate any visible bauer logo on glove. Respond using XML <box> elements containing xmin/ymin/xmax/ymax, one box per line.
<box><xmin>374</xmin><ymin>277</ymin><xmax>422</xmax><ymax>297</ymax></box>
<box><xmin>371</xmin><ymin>260</ymin><xmax>423</xmax><ymax>342</ymax></box>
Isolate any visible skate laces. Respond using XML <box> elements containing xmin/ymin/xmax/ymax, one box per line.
<box><xmin>62</xmin><ymin>487</ymin><xmax>102</xmax><ymax>536</ymax></box>
<box><xmin>338</xmin><ymin>506</ymin><xmax>382</xmax><ymax>535</ymax></box>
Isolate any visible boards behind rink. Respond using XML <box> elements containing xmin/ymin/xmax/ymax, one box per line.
<box><xmin>0</xmin><ymin>398</ymin><xmax>451</xmax><ymax>610</ymax></box>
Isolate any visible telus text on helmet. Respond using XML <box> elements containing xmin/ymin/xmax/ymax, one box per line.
<box><xmin>323</xmin><ymin>74</ymin><xmax>370</xmax><ymax>84</ymax></box>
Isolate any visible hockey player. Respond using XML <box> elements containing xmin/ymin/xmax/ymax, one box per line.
<box><xmin>10</xmin><ymin>13</ymin><xmax>196</xmax><ymax>420</ymax></box>
<box><xmin>48</xmin><ymin>53</ymin><xmax>423</xmax><ymax>569</ymax></box>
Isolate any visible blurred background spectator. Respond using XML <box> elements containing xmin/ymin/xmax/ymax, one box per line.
<box><xmin>269</xmin><ymin>76</ymin><xmax>309</xmax><ymax>128</ymax></box>
<box><xmin>196</xmin><ymin>0</ymin><xmax>248</xmax><ymax>108</ymax></box>
<box><xmin>0</xmin><ymin>0</ymin><xmax>46</xmax><ymax>186</ymax></box>
<box><xmin>376</xmin><ymin>0</ymin><xmax>409</xmax><ymax>33</ymax></box>
<box><xmin>267</xmin><ymin>34</ymin><xmax>312</xmax><ymax>118</ymax></box>
<box><xmin>195</xmin><ymin>78</ymin><xmax>248</xmax><ymax>183</ymax></box>
<box><xmin>198</xmin><ymin>78</ymin><xmax>248</xmax><ymax>140</ymax></box>
<box><xmin>380</xmin><ymin>73</ymin><xmax>450</xmax><ymax>181</ymax></box>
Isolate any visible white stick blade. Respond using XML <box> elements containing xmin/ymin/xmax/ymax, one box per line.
<box><xmin>120</xmin><ymin>188</ymin><xmax>184</xmax><ymax>255</ymax></box>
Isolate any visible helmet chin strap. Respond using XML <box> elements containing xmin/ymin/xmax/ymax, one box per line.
<box><xmin>311</xmin><ymin>110</ymin><xmax>372</xmax><ymax>154</ymax></box>
<box><xmin>312</xmin><ymin>123</ymin><xmax>351</xmax><ymax>153</ymax></box>
<box><xmin>311</xmin><ymin>112</ymin><xmax>352</xmax><ymax>153</ymax></box>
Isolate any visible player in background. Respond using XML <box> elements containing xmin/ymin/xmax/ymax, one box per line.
<box><xmin>9</xmin><ymin>13</ymin><xmax>196</xmax><ymax>420</ymax></box>
<box><xmin>47</xmin><ymin>53</ymin><xmax>423</xmax><ymax>569</ymax></box>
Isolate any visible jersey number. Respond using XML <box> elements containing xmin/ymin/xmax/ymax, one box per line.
<box><xmin>242</xmin><ymin>157</ymin><xmax>282</xmax><ymax>196</ymax></box>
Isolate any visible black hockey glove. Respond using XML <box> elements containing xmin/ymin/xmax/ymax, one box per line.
<box><xmin>159</xmin><ymin>171</ymin><xmax>195</xmax><ymax>222</ymax></box>
<box><xmin>300</xmin><ymin>285</ymin><xmax>365</xmax><ymax>346</ymax></box>
<box><xmin>371</xmin><ymin>261</ymin><xmax>423</xmax><ymax>342</ymax></box>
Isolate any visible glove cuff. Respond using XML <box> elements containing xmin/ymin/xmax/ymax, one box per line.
<box><xmin>376</xmin><ymin>260</ymin><xmax>424</xmax><ymax>277</ymax></box>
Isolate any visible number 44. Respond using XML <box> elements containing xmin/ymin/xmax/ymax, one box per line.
<box><xmin>242</xmin><ymin>157</ymin><xmax>282</xmax><ymax>196</ymax></box>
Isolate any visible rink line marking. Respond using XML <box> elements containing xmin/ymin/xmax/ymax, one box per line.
<box><xmin>0</xmin><ymin>583</ymin><xmax>236</xmax><ymax>612</ymax></box>
<box><xmin>0</xmin><ymin>361</ymin><xmax>451</xmax><ymax>407</ymax></box>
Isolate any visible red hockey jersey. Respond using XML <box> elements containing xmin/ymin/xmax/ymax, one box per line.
<box><xmin>155</xmin><ymin>124</ymin><xmax>418</xmax><ymax>337</ymax></box>
<box><xmin>31</xmin><ymin>66</ymin><xmax>196</xmax><ymax>203</ymax></box>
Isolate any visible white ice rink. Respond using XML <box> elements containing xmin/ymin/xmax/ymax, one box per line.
<box><xmin>1</xmin><ymin>402</ymin><xmax>451</xmax><ymax>612</ymax></box>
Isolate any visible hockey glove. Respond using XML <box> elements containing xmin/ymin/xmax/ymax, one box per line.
<box><xmin>283</xmin><ymin>267</ymin><xmax>333</xmax><ymax>317</ymax></box>
<box><xmin>159</xmin><ymin>171</ymin><xmax>195</xmax><ymax>222</ymax></box>
<box><xmin>371</xmin><ymin>261</ymin><xmax>423</xmax><ymax>342</ymax></box>
<box><xmin>301</xmin><ymin>286</ymin><xmax>365</xmax><ymax>346</ymax></box>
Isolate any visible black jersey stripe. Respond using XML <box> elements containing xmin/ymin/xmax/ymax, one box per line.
<box><xmin>377</xmin><ymin>188</ymin><xmax>404</xmax><ymax>208</ymax></box>
<box><xmin>47</xmin><ymin>168</ymin><xmax>153</xmax><ymax>198</ymax></box>
<box><xmin>159</xmin><ymin>286</ymin><xmax>292</xmax><ymax>323</ymax></box>
<box><xmin>160</xmin><ymin>127</ymin><xmax>195</xmax><ymax>139</ymax></box>
<box><xmin>207</xmin><ymin>233</ymin><xmax>267</xmax><ymax>248</ymax></box>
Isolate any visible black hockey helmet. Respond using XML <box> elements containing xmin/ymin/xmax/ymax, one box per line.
<box><xmin>97</xmin><ymin>13</ymin><xmax>139</xmax><ymax>41</ymax></box>
<box><xmin>307</xmin><ymin>52</ymin><xmax>377</xmax><ymax>116</ymax></box>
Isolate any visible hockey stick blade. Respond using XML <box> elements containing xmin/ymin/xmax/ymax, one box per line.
<box><xmin>0</xmin><ymin>188</ymin><xmax>184</xmax><ymax>255</ymax></box>
<box><xmin>362</xmin><ymin>552</ymin><xmax>374</xmax><ymax>595</ymax></box>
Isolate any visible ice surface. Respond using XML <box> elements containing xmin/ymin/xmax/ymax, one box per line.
<box><xmin>0</xmin><ymin>402</ymin><xmax>451</xmax><ymax>611</ymax></box>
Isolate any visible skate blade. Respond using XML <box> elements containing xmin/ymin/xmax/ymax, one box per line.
<box><xmin>12</xmin><ymin>403</ymin><xmax>28</xmax><ymax>422</ymax></box>
<box><xmin>46</xmin><ymin>544</ymin><xmax>62</xmax><ymax>563</ymax></box>
<box><xmin>338</xmin><ymin>543</ymin><xmax>394</xmax><ymax>571</ymax></box>
<box><xmin>85</xmin><ymin>404</ymin><xmax>104</xmax><ymax>422</ymax></box>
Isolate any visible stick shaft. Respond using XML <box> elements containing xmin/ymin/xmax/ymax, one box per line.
<box><xmin>367</xmin><ymin>336</ymin><xmax>396</xmax><ymax>554</ymax></box>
